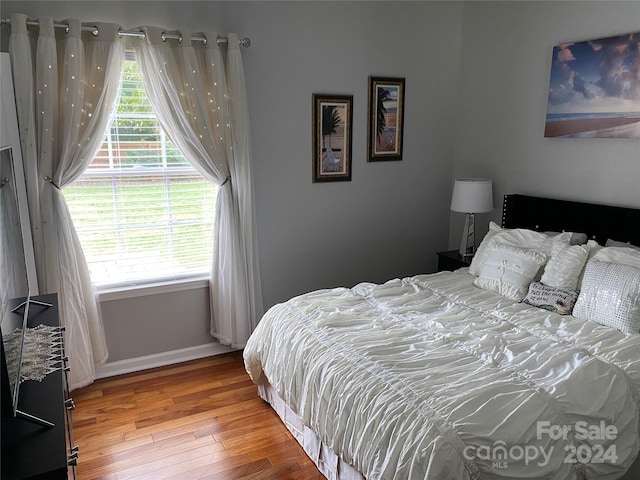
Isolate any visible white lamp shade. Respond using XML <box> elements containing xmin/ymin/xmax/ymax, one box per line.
<box><xmin>450</xmin><ymin>178</ymin><xmax>493</xmax><ymax>213</ymax></box>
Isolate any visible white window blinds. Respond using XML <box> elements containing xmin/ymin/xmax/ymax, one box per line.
<box><xmin>64</xmin><ymin>59</ymin><xmax>217</xmax><ymax>287</ymax></box>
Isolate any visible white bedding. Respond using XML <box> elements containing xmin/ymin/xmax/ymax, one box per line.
<box><xmin>244</xmin><ymin>270</ymin><xmax>640</xmax><ymax>479</ymax></box>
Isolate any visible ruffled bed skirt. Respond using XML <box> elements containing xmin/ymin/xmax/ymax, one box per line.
<box><xmin>257</xmin><ymin>375</ymin><xmax>640</xmax><ymax>480</ymax></box>
<box><xmin>258</xmin><ymin>377</ymin><xmax>364</xmax><ymax>480</ymax></box>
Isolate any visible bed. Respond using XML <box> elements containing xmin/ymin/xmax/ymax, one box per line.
<box><xmin>244</xmin><ymin>194</ymin><xmax>640</xmax><ymax>480</ymax></box>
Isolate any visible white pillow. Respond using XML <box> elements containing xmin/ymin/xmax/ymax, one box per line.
<box><xmin>522</xmin><ymin>282</ymin><xmax>578</xmax><ymax>315</ymax></box>
<box><xmin>568</xmin><ymin>232</ymin><xmax>588</xmax><ymax>245</ymax></box>
<box><xmin>474</xmin><ymin>242</ymin><xmax>547</xmax><ymax>301</ymax></box>
<box><xmin>573</xmin><ymin>260</ymin><xmax>640</xmax><ymax>333</ymax></box>
<box><xmin>469</xmin><ymin>222</ymin><xmax>570</xmax><ymax>277</ymax></box>
<box><xmin>592</xmin><ymin>246</ymin><xmax>640</xmax><ymax>268</ymax></box>
<box><xmin>469</xmin><ymin>221</ymin><xmax>503</xmax><ymax>276</ymax></box>
<box><xmin>605</xmin><ymin>239</ymin><xmax>640</xmax><ymax>251</ymax></box>
<box><xmin>545</xmin><ymin>231</ymin><xmax>588</xmax><ymax>245</ymax></box>
<box><xmin>540</xmin><ymin>240</ymin><xmax>597</xmax><ymax>291</ymax></box>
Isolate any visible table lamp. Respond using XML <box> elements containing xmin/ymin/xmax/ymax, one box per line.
<box><xmin>450</xmin><ymin>178</ymin><xmax>493</xmax><ymax>257</ymax></box>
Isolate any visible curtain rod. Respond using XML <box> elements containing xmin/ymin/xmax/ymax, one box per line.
<box><xmin>0</xmin><ymin>18</ymin><xmax>251</xmax><ymax>48</ymax></box>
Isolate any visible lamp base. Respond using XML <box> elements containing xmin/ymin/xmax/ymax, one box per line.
<box><xmin>459</xmin><ymin>213</ymin><xmax>475</xmax><ymax>257</ymax></box>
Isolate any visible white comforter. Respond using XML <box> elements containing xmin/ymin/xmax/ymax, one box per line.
<box><xmin>244</xmin><ymin>271</ymin><xmax>640</xmax><ymax>480</ymax></box>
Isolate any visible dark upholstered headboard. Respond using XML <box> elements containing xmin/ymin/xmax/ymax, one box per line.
<box><xmin>501</xmin><ymin>194</ymin><xmax>640</xmax><ymax>246</ymax></box>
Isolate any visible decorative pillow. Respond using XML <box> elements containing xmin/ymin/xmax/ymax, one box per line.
<box><xmin>522</xmin><ymin>282</ymin><xmax>578</xmax><ymax>315</ymax></box>
<box><xmin>592</xmin><ymin>246</ymin><xmax>640</xmax><ymax>269</ymax></box>
<box><xmin>469</xmin><ymin>222</ymin><xmax>569</xmax><ymax>277</ymax></box>
<box><xmin>540</xmin><ymin>241</ymin><xmax>596</xmax><ymax>291</ymax></box>
<box><xmin>474</xmin><ymin>242</ymin><xmax>547</xmax><ymax>301</ymax></box>
<box><xmin>573</xmin><ymin>260</ymin><xmax>640</xmax><ymax>334</ymax></box>
<box><xmin>469</xmin><ymin>222</ymin><xmax>504</xmax><ymax>276</ymax></box>
<box><xmin>569</xmin><ymin>232</ymin><xmax>588</xmax><ymax>246</ymax></box>
<box><xmin>544</xmin><ymin>231</ymin><xmax>588</xmax><ymax>245</ymax></box>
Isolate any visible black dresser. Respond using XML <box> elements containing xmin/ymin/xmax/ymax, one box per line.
<box><xmin>1</xmin><ymin>293</ymin><xmax>76</xmax><ymax>479</ymax></box>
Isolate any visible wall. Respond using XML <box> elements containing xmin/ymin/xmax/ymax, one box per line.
<box><xmin>449</xmin><ymin>0</ymin><xmax>640</xmax><ymax>246</ymax></box>
<box><xmin>3</xmin><ymin>0</ymin><xmax>638</xmax><ymax>371</ymax></box>
<box><xmin>0</xmin><ymin>1</ymin><xmax>463</xmax><ymax>369</ymax></box>
<box><xmin>223</xmin><ymin>1</ymin><xmax>463</xmax><ymax>305</ymax></box>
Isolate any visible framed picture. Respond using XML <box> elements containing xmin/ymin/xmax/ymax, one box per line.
<box><xmin>544</xmin><ymin>32</ymin><xmax>640</xmax><ymax>139</ymax></box>
<box><xmin>367</xmin><ymin>76</ymin><xmax>405</xmax><ymax>161</ymax></box>
<box><xmin>312</xmin><ymin>94</ymin><xmax>353</xmax><ymax>182</ymax></box>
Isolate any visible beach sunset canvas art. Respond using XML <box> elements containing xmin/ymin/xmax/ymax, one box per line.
<box><xmin>545</xmin><ymin>32</ymin><xmax>640</xmax><ymax>138</ymax></box>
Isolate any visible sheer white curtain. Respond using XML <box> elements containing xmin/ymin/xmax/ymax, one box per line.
<box><xmin>9</xmin><ymin>14</ymin><xmax>124</xmax><ymax>389</ymax></box>
<box><xmin>130</xmin><ymin>27</ymin><xmax>263</xmax><ymax>347</ymax></box>
<box><xmin>0</xmin><ymin>153</ymin><xmax>28</xmax><ymax>309</ymax></box>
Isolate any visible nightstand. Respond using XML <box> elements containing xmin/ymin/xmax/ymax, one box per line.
<box><xmin>437</xmin><ymin>250</ymin><xmax>472</xmax><ymax>272</ymax></box>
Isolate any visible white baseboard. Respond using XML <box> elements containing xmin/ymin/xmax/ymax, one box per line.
<box><xmin>95</xmin><ymin>343</ymin><xmax>236</xmax><ymax>379</ymax></box>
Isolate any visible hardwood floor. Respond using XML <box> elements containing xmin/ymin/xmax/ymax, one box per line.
<box><xmin>72</xmin><ymin>351</ymin><xmax>325</xmax><ymax>479</ymax></box>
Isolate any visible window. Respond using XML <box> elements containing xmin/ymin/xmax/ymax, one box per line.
<box><xmin>64</xmin><ymin>59</ymin><xmax>217</xmax><ymax>287</ymax></box>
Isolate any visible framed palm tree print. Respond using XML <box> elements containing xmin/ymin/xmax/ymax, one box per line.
<box><xmin>367</xmin><ymin>76</ymin><xmax>405</xmax><ymax>161</ymax></box>
<box><xmin>312</xmin><ymin>94</ymin><xmax>353</xmax><ymax>182</ymax></box>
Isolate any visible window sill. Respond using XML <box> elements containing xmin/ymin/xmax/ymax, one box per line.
<box><xmin>96</xmin><ymin>276</ymin><xmax>210</xmax><ymax>302</ymax></box>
